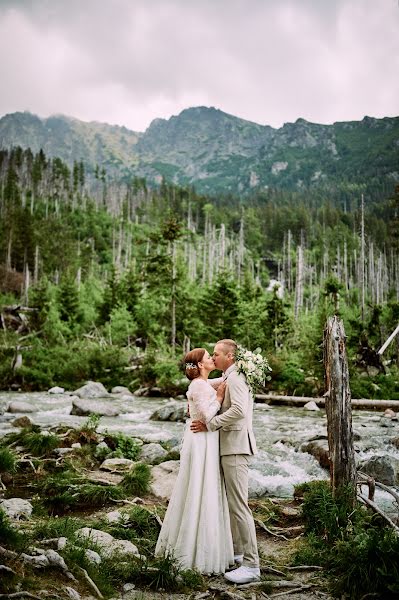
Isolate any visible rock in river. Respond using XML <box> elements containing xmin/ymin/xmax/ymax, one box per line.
<box><xmin>150</xmin><ymin>401</ymin><xmax>186</xmax><ymax>422</ymax></box>
<box><xmin>300</xmin><ymin>439</ymin><xmax>330</xmax><ymax>469</ymax></box>
<box><xmin>359</xmin><ymin>454</ymin><xmax>399</xmax><ymax>486</ymax></box>
<box><xmin>7</xmin><ymin>401</ymin><xmax>36</xmax><ymax>414</ymax></box>
<box><xmin>11</xmin><ymin>415</ymin><xmax>33</xmax><ymax>428</ymax></box>
<box><xmin>71</xmin><ymin>398</ymin><xmax>119</xmax><ymax>417</ymax></box>
<box><xmin>73</xmin><ymin>381</ymin><xmax>110</xmax><ymax>399</ymax></box>
<box><xmin>48</xmin><ymin>386</ymin><xmax>65</xmax><ymax>394</ymax></box>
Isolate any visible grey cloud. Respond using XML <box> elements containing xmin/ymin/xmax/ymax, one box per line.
<box><xmin>0</xmin><ymin>0</ymin><xmax>397</xmax><ymax>131</ymax></box>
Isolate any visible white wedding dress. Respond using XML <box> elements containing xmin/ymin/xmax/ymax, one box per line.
<box><xmin>155</xmin><ymin>378</ymin><xmax>234</xmax><ymax>574</ymax></box>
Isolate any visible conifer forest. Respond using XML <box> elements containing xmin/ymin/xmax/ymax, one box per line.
<box><xmin>1</xmin><ymin>146</ymin><xmax>399</xmax><ymax>399</ymax></box>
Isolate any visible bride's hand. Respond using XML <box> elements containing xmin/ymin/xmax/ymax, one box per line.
<box><xmin>216</xmin><ymin>381</ymin><xmax>226</xmax><ymax>404</ymax></box>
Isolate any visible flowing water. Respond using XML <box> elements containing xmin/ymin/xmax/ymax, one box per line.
<box><xmin>1</xmin><ymin>392</ymin><xmax>399</xmax><ymax>509</ymax></box>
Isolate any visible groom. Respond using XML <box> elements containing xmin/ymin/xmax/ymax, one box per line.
<box><xmin>190</xmin><ymin>338</ymin><xmax>260</xmax><ymax>584</ymax></box>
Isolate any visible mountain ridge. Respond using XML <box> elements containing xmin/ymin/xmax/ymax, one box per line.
<box><xmin>0</xmin><ymin>107</ymin><xmax>398</xmax><ymax>197</ymax></box>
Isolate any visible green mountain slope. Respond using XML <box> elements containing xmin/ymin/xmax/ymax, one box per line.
<box><xmin>0</xmin><ymin>107</ymin><xmax>398</xmax><ymax>198</ymax></box>
<box><xmin>0</xmin><ymin>111</ymin><xmax>141</xmax><ymax>177</ymax></box>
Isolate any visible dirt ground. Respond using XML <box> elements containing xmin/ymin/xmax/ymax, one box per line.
<box><xmin>121</xmin><ymin>498</ymin><xmax>334</xmax><ymax>600</ymax></box>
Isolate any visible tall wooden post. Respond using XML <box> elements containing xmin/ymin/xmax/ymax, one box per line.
<box><xmin>324</xmin><ymin>316</ymin><xmax>356</xmax><ymax>499</ymax></box>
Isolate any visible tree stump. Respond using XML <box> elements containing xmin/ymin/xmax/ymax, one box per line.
<box><xmin>323</xmin><ymin>316</ymin><xmax>356</xmax><ymax>498</ymax></box>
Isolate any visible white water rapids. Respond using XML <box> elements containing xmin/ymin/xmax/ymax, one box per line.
<box><xmin>1</xmin><ymin>391</ymin><xmax>399</xmax><ymax>509</ymax></box>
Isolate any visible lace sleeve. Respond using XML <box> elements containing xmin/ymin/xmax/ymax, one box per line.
<box><xmin>208</xmin><ymin>376</ymin><xmax>224</xmax><ymax>390</ymax></box>
<box><xmin>190</xmin><ymin>380</ymin><xmax>221</xmax><ymax>423</ymax></box>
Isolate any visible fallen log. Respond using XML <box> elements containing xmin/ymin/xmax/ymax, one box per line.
<box><xmin>255</xmin><ymin>394</ymin><xmax>399</xmax><ymax>410</ymax></box>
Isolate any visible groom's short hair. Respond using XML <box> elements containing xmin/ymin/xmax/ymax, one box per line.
<box><xmin>216</xmin><ymin>339</ymin><xmax>237</xmax><ymax>356</ymax></box>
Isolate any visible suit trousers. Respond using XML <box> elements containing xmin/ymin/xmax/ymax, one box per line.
<box><xmin>221</xmin><ymin>454</ymin><xmax>259</xmax><ymax>567</ymax></box>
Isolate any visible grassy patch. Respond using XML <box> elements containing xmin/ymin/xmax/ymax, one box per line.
<box><xmin>95</xmin><ymin>505</ymin><xmax>161</xmax><ymax>553</ymax></box>
<box><xmin>121</xmin><ymin>463</ymin><xmax>151</xmax><ymax>496</ymax></box>
<box><xmin>32</xmin><ymin>515</ymin><xmax>87</xmax><ymax>540</ymax></box>
<box><xmin>5</xmin><ymin>425</ymin><xmax>60</xmax><ymax>456</ymax></box>
<box><xmin>0</xmin><ymin>447</ymin><xmax>18</xmax><ymax>474</ymax></box>
<box><xmin>102</xmin><ymin>432</ymin><xmax>142</xmax><ymax>460</ymax></box>
<box><xmin>293</xmin><ymin>480</ymin><xmax>399</xmax><ymax>598</ymax></box>
<box><xmin>0</xmin><ymin>508</ymin><xmax>28</xmax><ymax>550</ymax></box>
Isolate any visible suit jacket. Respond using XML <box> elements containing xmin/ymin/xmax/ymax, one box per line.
<box><xmin>207</xmin><ymin>364</ymin><xmax>257</xmax><ymax>456</ymax></box>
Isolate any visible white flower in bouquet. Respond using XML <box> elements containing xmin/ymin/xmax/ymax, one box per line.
<box><xmin>234</xmin><ymin>345</ymin><xmax>272</xmax><ymax>394</ymax></box>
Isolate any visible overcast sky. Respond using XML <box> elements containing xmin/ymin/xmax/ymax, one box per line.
<box><xmin>0</xmin><ymin>0</ymin><xmax>398</xmax><ymax>132</ymax></box>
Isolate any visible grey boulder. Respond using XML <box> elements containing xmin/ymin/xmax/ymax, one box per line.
<box><xmin>150</xmin><ymin>460</ymin><xmax>180</xmax><ymax>500</ymax></box>
<box><xmin>359</xmin><ymin>455</ymin><xmax>399</xmax><ymax>486</ymax></box>
<box><xmin>0</xmin><ymin>498</ymin><xmax>33</xmax><ymax>520</ymax></box>
<box><xmin>150</xmin><ymin>401</ymin><xmax>186</xmax><ymax>422</ymax></box>
<box><xmin>73</xmin><ymin>381</ymin><xmax>110</xmax><ymax>399</ymax></box>
<box><xmin>71</xmin><ymin>398</ymin><xmax>119</xmax><ymax>417</ymax></box>
<box><xmin>139</xmin><ymin>443</ymin><xmax>168</xmax><ymax>464</ymax></box>
<box><xmin>7</xmin><ymin>402</ymin><xmax>36</xmax><ymax>414</ymax></box>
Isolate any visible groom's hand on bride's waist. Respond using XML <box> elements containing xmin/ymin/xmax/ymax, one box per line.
<box><xmin>190</xmin><ymin>420</ymin><xmax>207</xmax><ymax>433</ymax></box>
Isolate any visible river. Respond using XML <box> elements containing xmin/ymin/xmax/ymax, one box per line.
<box><xmin>1</xmin><ymin>391</ymin><xmax>399</xmax><ymax>508</ymax></box>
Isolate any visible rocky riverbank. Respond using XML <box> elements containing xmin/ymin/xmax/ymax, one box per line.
<box><xmin>0</xmin><ymin>412</ymin><xmax>333</xmax><ymax>600</ymax></box>
<box><xmin>2</xmin><ymin>380</ymin><xmax>399</xmax><ymax>599</ymax></box>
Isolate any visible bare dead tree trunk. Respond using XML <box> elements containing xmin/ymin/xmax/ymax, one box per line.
<box><xmin>237</xmin><ymin>217</ymin><xmax>244</xmax><ymax>283</ymax></box>
<box><xmin>171</xmin><ymin>241</ymin><xmax>176</xmax><ymax>355</ymax></box>
<box><xmin>34</xmin><ymin>245</ymin><xmax>39</xmax><ymax>285</ymax></box>
<box><xmin>324</xmin><ymin>316</ymin><xmax>356</xmax><ymax>500</ymax></box>
<box><xmin>343</xmin><ymin>240</ymin><xmax>348</xmax><ymax>294</ymax></box>
<box><xmin>287</xmin><ymin>229</ymin><xmax>292</xmax><ymax>293</ymax></box>
<box><xmin>360</xmin><ymin>193</ymin><xmax>365</xmax><ymax>321</ymax></box>
<box><xmin>294</xmin><ymin>245</ymin><xmax>304</xmax><ymax>319</ymax></box>
<box><xmin>6</xmin><ymin>232</ymin><xmax>12</xmax><ymax>271</ymax></box>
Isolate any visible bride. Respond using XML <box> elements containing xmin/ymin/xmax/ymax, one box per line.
<box><xmin>155</xmin><ymin>347</ymin><xmax>234</xmax><ymax>574</ymax></box>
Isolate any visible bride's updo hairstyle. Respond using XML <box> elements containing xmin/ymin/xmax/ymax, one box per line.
<box><xmin>184</xmin><ymin>348</ymin><xmax>205</xmax><ymax>380</ymax></box>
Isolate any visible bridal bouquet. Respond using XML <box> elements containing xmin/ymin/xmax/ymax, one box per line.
<box><xmin>235</xmin><ymin>345</ymin><xmax>272</xmax><ymax>394</ymax></box>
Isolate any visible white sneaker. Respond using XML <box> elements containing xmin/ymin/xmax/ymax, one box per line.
<box><xmin>224</xmin><ymin>565</ymin><xmax>260</xmax><ymax>584</ymax></box>
<box><xmin>234</xmin><ymin>554</ymin><xmax>243</xmax><ymax>565</ymax></box>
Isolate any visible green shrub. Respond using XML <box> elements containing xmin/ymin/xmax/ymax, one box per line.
<box><xmin>33</xmin><ymin>516</ymin><xmax>86</xmax><ymax>540</ymax></box>
<box><xmin>0</xmin><ymin>509</ymin><xmax>27</xmax><ymax>550</ymax></box>
<box><xmin>121</xmin><ymin>463</ymin><xmax>151</xmax><ymax>496</ymax></box>
<box><xmin>0</xmin><ymin>447</ymin><xmax>18</xmax><ymax>474</ymax></box>
<box><xmin>97</xmin><ymin>505</ymin><xmax>161</xmax><ymax>553</ymax></box>
<box><xmin>41</xmin><ymin>471</ymin><xmax>125</xmax><ymax>511</ymax></box>
<box><xmin>5</xmin><ymin>426</ymin><xmax>59</xmax><ymax>456</ymax></box>
<box><xmin>73</xmin><ymin>414</ymin><xmax>101</xmax><ymax>445</ymax></box>
<box><xmin>24</xmin><ymin>431</ymin><xmax>60</xmax><ymax>456</ymax></box>
<box><xmin>295</xmin><ymin>480</ymin><xmax>399</xmax><ymax>598</ymax></box>
<box><xmin>11</xmin><ymin>340</ymin><xmax>132</xmax><ymax>391</ymax></box>
<box><xmin>103</xmin><ymin>432</ymin><xmax>142</xmax><ymax>460</ymax></box>
<box><xmin>330</xmin><ymin>527</ymin><xmax>399</xmax><ymax>597</ymax></box>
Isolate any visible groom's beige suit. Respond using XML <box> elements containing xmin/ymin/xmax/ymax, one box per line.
<box><xmin>207</xmin><ymin>364</ymin><xmax>259</xmax><ymax>568</ymax></box>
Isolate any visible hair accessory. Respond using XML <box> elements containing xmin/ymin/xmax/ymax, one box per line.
<box><xmin>185</xmin><ymin>362</ymin><xmax>197</xmax><ymax>369</ymax></box>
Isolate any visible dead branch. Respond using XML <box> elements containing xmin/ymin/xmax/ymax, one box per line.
<box><xmin>240</xmin><ymin>580</ymin><xmax>308</xmax><ymax>590</ymax></box>
<box><xmin>0</xmin><ymin>546</ymin><xmax>18</xmax><ymax>558</ymax></box>
<box><xmin>254</xmin><ymin>518</ymin><xmax>289</xmax><ymax>540</ymax></box>
<box><xmin>357</xmin><ymin>493</ymin><xmax>399</xmax><ymax>533</ymax></box>
<box><xmin>270</xmin><ymin>585</ymin><xmax>313</xmax><ymax>597</ymax></box>
<box><xmin>78</xmin><ymin>566</ymin><xmax>104</xmax><ymax>599</ymax></box>
<box><xmin>19</xmin><ymin>458</ymin><xmax>37</xmax><ymax>473</ymax></box>
<box><xmin>260</xmin><ymin>565</ymin><xmax>286</xmax><ymax>577</ymax></box>
<box><xmin>0</xmin><ymin>565</ymin><xmax>17</xmax><ymax>575</ymax></box>
<box><xmin>358</xmin><ymin>471</ymin><xmax>399</xmax><ymax>506</ymax></box>
<box><xmin>268</xmin><ymin>525</ymin><xmax>305</xmax><ymax>537</ymax></box>
<box><xmin>219</xmin><ymin>591</ymin><xmax>246</xmax><ymax>600</ymax></box>
<box><xmin>284</xmin><ymin>565</ymin><xmax>323</xmax><ymax>571</ymax></box>
<box><xmin>0</xmin><ymin>594</ymin><xmax>41</xmax><ymax>600</ymax></box>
